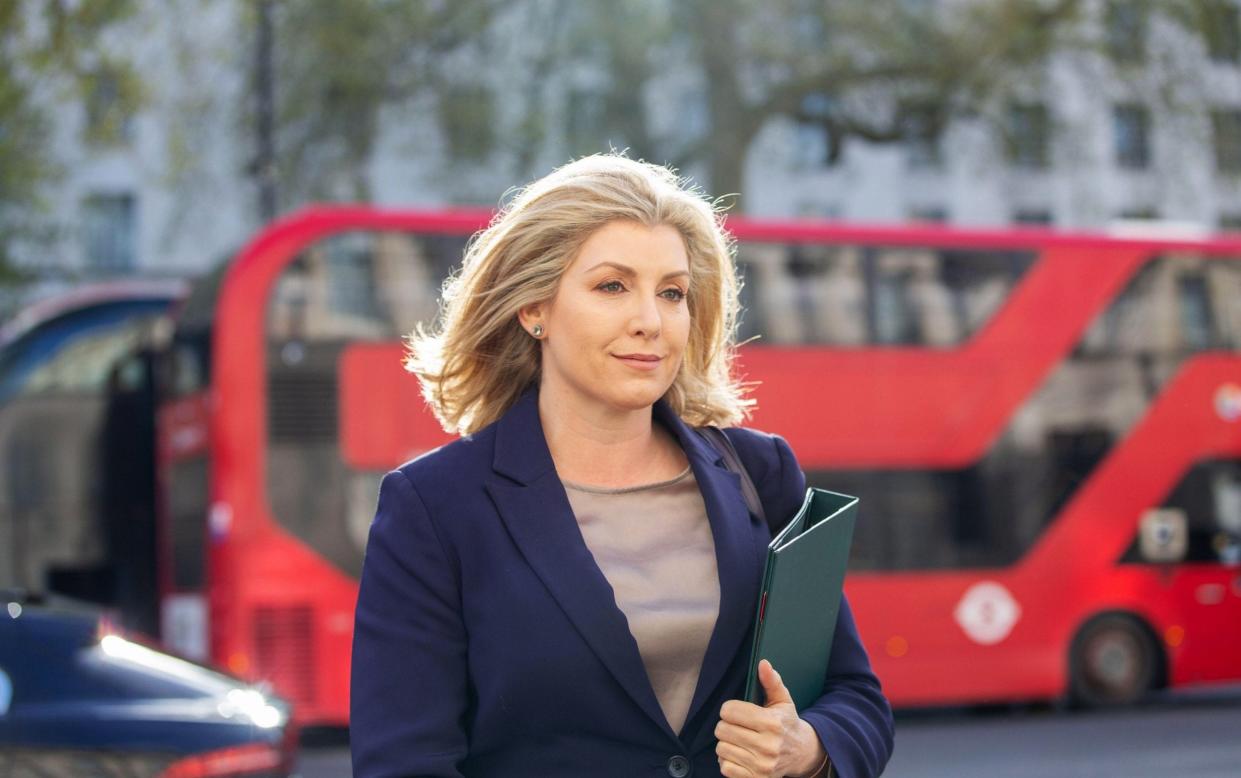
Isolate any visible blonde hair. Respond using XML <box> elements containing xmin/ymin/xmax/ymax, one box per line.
<box><xmin>405</xmin><ymin>153</ymin><xmax>752</xmax><ymax>435</ymax></box>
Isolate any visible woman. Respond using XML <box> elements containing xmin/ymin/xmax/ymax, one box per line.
<box><xmin>351</xmin><ymin>154</ymin><xmax>894</xmax><ymax>778</ymax></box>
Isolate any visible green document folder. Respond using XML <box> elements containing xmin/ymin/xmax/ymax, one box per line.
<box><xmin>744</xmin><ymin>488</ymin><xmax>858</xmax><ymax>710</ymax></box>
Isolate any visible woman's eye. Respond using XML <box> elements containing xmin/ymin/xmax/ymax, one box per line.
<box><xmin>660</xmin><ymin>288</ymin><xmax>686</xmax><ymax>301</ymax></box>
<box><xmin>598</xmin><ymin>280</ymin><xmax>625</xmax><ymax>293</ymax></box>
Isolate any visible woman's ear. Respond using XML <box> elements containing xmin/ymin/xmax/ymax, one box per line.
<box><xmin>516</xmin><ymin>304</ymin><xmax>543</xmax><ymax>336</ymax></box>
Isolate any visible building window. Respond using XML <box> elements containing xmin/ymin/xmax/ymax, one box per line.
<box><xmin>900</xmin><ymin>102</ymin><xmax>942</xmax><ymax>169</ymax></box>
<box><xmin>1106</xmin><ymin>0</ymin><xmax>1147</xmax><ymax>63</ymax></box>
<box><xmin>1008</xmin><ymin>103</ymin><xmax>1051</xmax><ymax>169</ymax></box>
<box><xmin>84</xmin><ymin>66</ymin><xmax>136</xmax><ymax>145</ymax></box>
<box><xmin>81</xmin><ymin>193</ymin><xmax>136</xmax><ymax>271</ymax></box>
<box><xmin>1212</xmin><ymin>110</ymin><xmax>1241</xmax><ymax>173</ymax></box>
<box><xmin>1220</xmin><ymin>213</ymin><xmax>1241</xmax><ymax>231</ymax></box>
<box><xmin>1013</xmin><ymin>209</ymin><xmax>1054</xmax><ymax>225</ymax></box>
<box><xmin>1113</xmin><ymin>104</ymin><xmax>1151</xmax><ymax>169</ymax></box>
<box><xmin>1204</xmin><ymin>0</ymin><xmax>1241</xmax><ymax>62</ymax></box>
<box><xmin>1118</xmin><ymin>208</ymin><xmax>1159</xmax><ymax>220</ymax></box>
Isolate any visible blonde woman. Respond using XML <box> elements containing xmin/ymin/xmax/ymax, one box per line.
<box><xmin>351</xmin><ymin>155</ymin><xmax>894</xmax><ymax>778</ymax></box>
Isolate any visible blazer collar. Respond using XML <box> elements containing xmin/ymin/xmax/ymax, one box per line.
<box><xmin>491</xmin><ymin>385</ymin><xmax>557</xmax><ymax>485</ymax></box>
<box><xmin>490</xmin><ymin>385</ymin><xmax>739</xmax><ymax>486</ymax></box>
<box><xmin>654</xmin><ymin>400</ymin><xmax>769</xmax><ymax>738</ymax></box>
<box><xmin>487</xmin><ymin>386</ymin><xmax>768</xmax><ymax>742</ymax></box>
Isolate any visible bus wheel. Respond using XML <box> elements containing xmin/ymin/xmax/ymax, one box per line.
<box><xmin>1069</xmin><ymin>613</ymin><xmax>1159</xmax><ymax>708</ymax></box>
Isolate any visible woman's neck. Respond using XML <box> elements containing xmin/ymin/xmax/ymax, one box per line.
<box><xmin>537</xmin><ymin>383</ymin><xmax>687</xmax><ymax>488</ymax></box>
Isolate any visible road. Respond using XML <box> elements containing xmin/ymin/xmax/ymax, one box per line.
<box><xmin>298</xmin><ymin>686</ymin><xmax>1241</xmax><ymax>777</ymax></box>
<box><xmin>886</xmin><ymin>687</ymin><xmax>1241</xmax><ymax>777</ymax></box>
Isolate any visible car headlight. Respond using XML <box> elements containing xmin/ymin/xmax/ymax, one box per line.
<box><xmin>218</xmin><ymin>688</ymin><xmax>286</xmax><ymax>729</ymax></box>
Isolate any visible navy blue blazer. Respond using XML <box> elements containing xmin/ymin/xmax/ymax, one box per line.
<box><xmin>351</xmin><ymin>388</ymin><xmax>894</xmax><ymax>778</ymax></box>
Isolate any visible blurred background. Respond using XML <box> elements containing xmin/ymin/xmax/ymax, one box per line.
<box><xmin>1</xmin><ymin>1</ymin><xmax>1240</xmax><ymax>776</ymax></box>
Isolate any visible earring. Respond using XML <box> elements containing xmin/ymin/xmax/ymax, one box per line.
<box><xmin>531</xmin><ymin>324</ymin><xmax>544</xmax><ymax>338</ymax></box>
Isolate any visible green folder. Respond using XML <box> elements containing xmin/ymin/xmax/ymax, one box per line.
<box><xmin>744</xmin><ymin>488</ymin><xmax>858</xmax><ymax>710</ymax></box>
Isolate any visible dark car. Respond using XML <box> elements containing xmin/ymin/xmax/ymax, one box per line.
<box><xmin>0</xmin><ymin>597</ymin><xmax>296</xmax><ymax>777</ymax></box>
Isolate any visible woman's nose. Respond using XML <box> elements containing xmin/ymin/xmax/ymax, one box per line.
<box><xmin>627</xmin><ymin>294</ymin><xmax>662</xmax><ymax>338</ymax></box>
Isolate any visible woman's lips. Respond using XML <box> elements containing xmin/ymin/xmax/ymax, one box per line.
<box><xmin>614</xmin><ymin>354</ymin><xmax>662</xmax><ymax>371</ymax></box>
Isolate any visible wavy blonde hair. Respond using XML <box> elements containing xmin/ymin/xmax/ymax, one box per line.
<box><xmin>405</xmin><ymin>153</ymin><xmax>752</xmax><ymax>435</ymax></box>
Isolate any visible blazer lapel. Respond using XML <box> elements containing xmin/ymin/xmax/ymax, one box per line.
<box><xmin>485</xmin><ymin>389</ymin><xmax>678</xmax><ymax>741</ymax></box>
<box><xmin>653</xmin><ymin>403</ymin><xmax>770</xmax><ymax>735</ymax></box>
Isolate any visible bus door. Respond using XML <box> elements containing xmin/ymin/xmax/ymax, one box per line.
<box><xmin>1153</xmin><ymin>460</ymin><xmax>1241</xmax><ymax>684</ymax></box>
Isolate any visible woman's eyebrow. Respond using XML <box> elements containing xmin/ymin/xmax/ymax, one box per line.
<box><xmin>582</xmin><ymin>260</ymin><xmax>690</xmax><ymax>282</ymax></box>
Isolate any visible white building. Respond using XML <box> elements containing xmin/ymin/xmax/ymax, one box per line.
<box><xmin>749</xmin><ymin>1</ymin><xmax>1241</xmax><ymax>230</ymax></box>
<box><xmin>30</xmin><ymin>0</ymin><xmax>1241</xmax><ymax>283</ymax></box>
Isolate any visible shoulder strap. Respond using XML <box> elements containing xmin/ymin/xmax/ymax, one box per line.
<box><xmin>696</xmin><ymin>426</ymin><xmax>768</xmax><ymax>528</ymax></box>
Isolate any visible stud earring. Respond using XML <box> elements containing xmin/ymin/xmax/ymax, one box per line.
<box><xmin>531</xmin><ymin>324</ymin><xmax>544</xmax><ymax>338</ymax></box>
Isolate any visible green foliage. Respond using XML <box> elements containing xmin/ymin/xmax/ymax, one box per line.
<box><xmin>266</xmin><ymin>0</ymin><xmax>504</xmax><ymax>204</ymax></box>
<box><xmin>676</xmin><ymin>0</ymin><xmax>1093</xmax><ymax>199</ymax></box>
<box><xmin>0</xmin><ymin>0</ymin><xmax>139</xmax><ymax>288</ymax></box>
<box><xmin>558</xmin><ymin>0</ymin><xmax>674</xmax><ymax>163</ymax></box>
<box><xmin>253</xmin><ymin>0</ymin><xmax>1109</xmax><ymax>207</ymax></box>
<box><xmin>439</xmin><ymin>85</ymin><xmax>496</xmax><ymax>162</ymax></box>
<box><xmin>79</xmin><ymin>58</ymin><xmax>144</xmax><ymax>147</ymax></box>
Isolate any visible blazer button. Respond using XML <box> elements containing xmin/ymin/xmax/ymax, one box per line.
<box><xmin>666</xmin><ymin>754</ymin><xmax>691</xmax><ymax>777</ymax></box>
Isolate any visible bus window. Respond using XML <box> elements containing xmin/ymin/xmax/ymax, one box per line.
<box><xmin>1079</xmin><ymin>255</ymin><xmax>1240</xmax><ymax>358</ymax></box>
<box><xmin>1162</xmin><ymin>461</ymin><xmax>1241</xmax><ymax>564</ymax></box>
<box><xmin>0</xmin><ymin>302</ymin><xmax>168</xmax><ymax>402</ymax></box>
<box><xmin>816</xmin><ymin>247</ymin><xmax>867</xmax><ymax>345</ymax></box>
<box><xmin>735</xmin><ymin>243</ymin><xmax>803</xmax><ymax>344</ymax></box>
<box><xmin>1177</xmin><ymin>274</ymin><xmax>1215</xmax><ymax>351</ymax></box>
<box><xmin>1079</xmin><ymin>260</ymin><xmax>1163</xmax><ymax>356</ymax></box>
<box><xmin>871</xmin><ymin>254</ymin><xmax>921</xmax><ymax>345</ymax></box>
<box><xmin>940</xmin><ymin>251</ymin><xmax>1023</xmax><ymax>335</ymax></box>
<box><xmin>869</xmin><ymin>248</ymin><xmax>958</xmax><ymax>346</ymax></box>
<box><xmin>733</xmin><ymin>243</ymin><xmax>1032</xmax><ymax>347</ymax></box>
<box><xmin>264</xmin><ymin>230</ymin><xmax>466</xmax><ymax>578</ymax></box>
<box><xmin>817</xmin><ymin>466</ymin><xmax>1020</xmax><ymax>571</ymax></box>
<box><xmin>834</xmin><ymin>255</ymin><xmax>1241</xmax><ymax>573</ymax></box>
<box><xmin>0</xmin><ymin>299</ymin><xmax>172</xmax><ymax>607</ymax></box>
<box><xmin>1206</xmin><ymin>259</ymin><xmax>1241</xmax><ymax>349</ymax></box>
<box><xmin>1214</xmin><ymin>468</ymin><xmax>1241</xmax><ymax>564</ymax></box>
<box><xmin>1122</xmin><ymin>460</ymin><xmax>1241</xmax><ymax>565</ymax></box>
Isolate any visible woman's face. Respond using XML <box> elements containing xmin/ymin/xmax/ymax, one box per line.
<box><xmin>527</xmin><ymin>219</ymin><xmax>692</xmax><ymax>417</ymax></box>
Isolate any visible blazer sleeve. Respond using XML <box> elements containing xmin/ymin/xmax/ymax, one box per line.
<box><xmin>351</xmin><ymin>469</ymin><xmax>470</xmax><ymax>778</ymax></box>
<box><xmin>763</xmin><ymin>434</ymin><xmax>895</xmax><ymax>778</ymax></box>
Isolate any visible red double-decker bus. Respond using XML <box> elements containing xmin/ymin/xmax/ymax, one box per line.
<box><xmin>155</xmin><ymin>208</ymin><xmax>1241</xmax><ymax>726</ymax></box>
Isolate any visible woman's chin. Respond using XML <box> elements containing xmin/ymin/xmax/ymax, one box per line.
<box><xmin>603</xmin><ymin>381</ymin><xmax>673</xmax><ymax>412</ymax></box>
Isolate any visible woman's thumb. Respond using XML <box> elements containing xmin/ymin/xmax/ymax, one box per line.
<box><xmin>759</xmin><ymin>659</ymin><xmax>794</xmax><ymax>707</ymax></box>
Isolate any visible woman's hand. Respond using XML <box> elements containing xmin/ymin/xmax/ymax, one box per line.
<box><xmin>714</xmin><ymin>659</ymin><xmax>827</xmax><ymax>777</ymax></box>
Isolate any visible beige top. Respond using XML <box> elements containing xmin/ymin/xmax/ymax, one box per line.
<box><xmin>563</xmin><ymin>466</ymin><xmax>719</xmax><ymax>734</ymax></box>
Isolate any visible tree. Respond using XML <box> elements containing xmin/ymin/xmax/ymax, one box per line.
<box><xmin>555</xmin><ymin>0</ymin><xmax>1229</xmax><ymax>206</ymax></box>
<box><xmin>252</xmin><ymin>0</ymin><xmax>505</xmax><ymax>207</ymax></box>
<box><xmin>0</xmin><ymin>0</ymin><xmax>140</xmax><ymax>310</ymax></box>
<box><xmin>673</xmin><ymin>0</ymin><xmax>1092</xmax><ymax>202</ymax></box>
<box><xmin>189</xmin><ymin>0</ymin><xmax>1241</xmax><ymax>217</ymax></box>
<box><xmin>242</xmin><ymin>0</ymin><xmax>1104</xmax><ymax>209</ymax></box>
